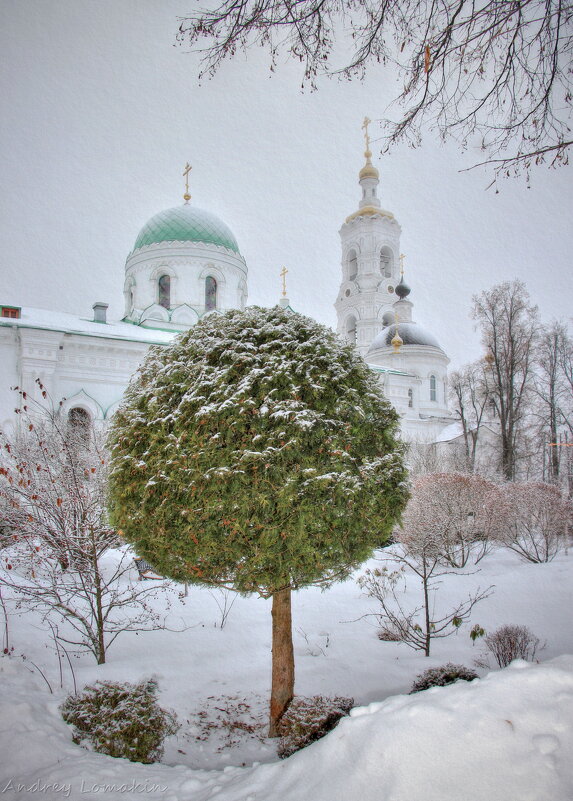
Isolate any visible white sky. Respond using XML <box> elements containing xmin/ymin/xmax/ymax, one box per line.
<box><xmin>1</xmin><ymin>0</ymin><xmax>571</xmax><ymax>368</ymax></box>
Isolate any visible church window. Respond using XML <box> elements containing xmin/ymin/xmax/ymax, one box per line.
<box><xmin>408</xmin><ymin>388</ymin><xmax>413</xmax><ymax>408</ymax></box>
<box><xmin>158</xmin><ymin>274</ymin><xmax>170</xmax><ymax>309</ymax></box>
<box><xmin>430</xmin><ymin>375</ymin><xmax>437</xmax><ymax>402</ymax></box>
<box><xmin>205</xmin><ymin>276</ymin><xmax>217</xmax><ymax>311</ymax></box>
<box><xmin>347</xmin><ymin>250</ymin><xmax>358</xmax><ymax>281</ymax></box>
<box><xmin>380</xmin><ymin>248</ymin><xmax>392</xmax><ymax>278</ymax></box>
<box><xmin>346</xmin><ymin>315</ymin><xmax>357</xmax><ymax>345</ymax></box>
<box><xmin>68</xmin><ymin>407</ymin><xmax>90</xmax><ymax>444</ymax></box>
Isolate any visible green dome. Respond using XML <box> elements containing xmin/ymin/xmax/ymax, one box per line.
<box><xmin>133</xmin><ymin>205</ymin><xmax>240</xmax><ymax>254</ymax></box>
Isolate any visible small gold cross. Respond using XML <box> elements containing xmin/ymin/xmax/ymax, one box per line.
<box><xmin>399</xmin><ymin>253</ymin><xmax>406</xmax><ymax>276</ymax></box>
<box><xmin>280</xmin><ymin>266</ymin><xmax>288</xmax><ymax>297</ymax></box>
<box><xmin>362</xmin><ymin>117</ymin><xmax>371</xmax><ymax>153</ymax></box>
<box><xmin>183</xmin><ymin>162</ymin><xmax>192</xmax><ymax>203</ymax></box>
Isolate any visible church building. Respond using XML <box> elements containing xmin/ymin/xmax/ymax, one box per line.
<box><xmin>0</xmin><ymin>141</ymin><xmax>453</xmax><ymax>442</ymax></box>
<box><xmin>335</xmin><ymin>120</ymin><xmax>452</xmax><ymax>441</ymax></box>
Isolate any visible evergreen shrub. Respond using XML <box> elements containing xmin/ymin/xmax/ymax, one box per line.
<box><xmin>61</xmin><ymin>678</ymin><xmax>178</xmax><ymax>763</ymax></box>
<box><xmin>410</xmin><ymin>663</ymin><xmax>478</xmax><ymax>693</ymax></box>
<box><xmin>277</xmin><ymin>695</ymin><xmax>353</xmax><ymax>758</ymax></box>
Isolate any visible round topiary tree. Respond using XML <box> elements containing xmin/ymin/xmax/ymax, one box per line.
<box><xmin>107</xmin><ymin>306</ymin><xmax>408</xmax><ymax>735</ymax></box>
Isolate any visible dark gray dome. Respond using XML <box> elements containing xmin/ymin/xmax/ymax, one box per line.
<box><xmin>395</xmin><ymin>277</ymin><xmax>411</xmax><ymax>299</ymax></box>
<box><xmin>368</xmin><ymin>323</ymin><xmax>442</xmax><ymax>353</ymax></box>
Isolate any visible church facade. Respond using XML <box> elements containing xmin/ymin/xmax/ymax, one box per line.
<box><xmin>0</xmin><ymin>202</ymin><xmax>248</xmax><ymax>433</ymax></box>
<box><xmin>0</xmin><ymin>139</ymin><xmax>453</xmax><ymax>442</ymax></box>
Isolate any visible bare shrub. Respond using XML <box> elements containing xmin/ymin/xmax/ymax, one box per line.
<box><xmin>359</xmin><ymin>563</ymin><xmax>490</xmax><ymax>657</ymax></box>
<box><xmin>497</xmin><ymin>482</ymin><xmax>572</xmax><ymax>563</ymax></box>
<box><xmin>482</xmin><ymin>624</ymin><xmax>541</xmax><ymax>668</ymax></box>
<box><xmin>0</xmin><ymin>387</ymin><xmax>173</xmax><ymax>664</ymax></box>
<box><xmin>406</xmin><ymin>473</ymin><xmax>504</xmax><ymax>567</ymax></box>
<box><xmin>377</xmin><ymin>625</ymin><xmax>402</xmax><ymax>642</ymax></box>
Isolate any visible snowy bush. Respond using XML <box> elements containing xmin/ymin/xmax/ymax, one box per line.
<box><xmin>61</xmin><ymin>678</ymin><xmax>178</xmax><ymax>763</ymax></box>
<box><xmin>410</xmin><ymin>663</ymin><xmax>478</xmax><ymax>693</ymax></box>
<box><xmin>277</xmin><ymin>695</ymin><xmax>353</xmax><ymax>758</ymax></box>
<box><xmin>481</xmin><ymin>624</ymin><xmax>541</xmax><ymax>668</ymax></box>
<box><xmin>496</xmin><ymin>482</ymin><xmax>572</xmax><ymax>563</ymax></box>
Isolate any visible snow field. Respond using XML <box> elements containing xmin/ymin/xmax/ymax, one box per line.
<box><xmin>0</xmin><ymin>546</ymin><xmax>572</xmax><ymax>800</ymax></box>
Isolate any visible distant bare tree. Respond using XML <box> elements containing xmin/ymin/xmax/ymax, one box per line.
<box><xmin>472</xmin><ymin>281</ymin><xmax>538</xmax><ymax>480</ymax></box>
<box><xmin>0</xmin><ymin>386</ymin><xmax>172</xmax><ymax>664</ymax></box>
<box><xmin>178</xmin><ymin>0</ymin><xmax>573</xmax><ymax>178</ymax></box>
<box><xmin>533</xmin><ymin>321</ymin><xmax>569</xmax><ymax>482</ymax></box>
<box><xmin>555</xmin><ymin>324</ymin><xmax>573</xmax><ymax>438</ymax></box>
<box><xmin>406</xmin><ymin>440</ymin><xmax>443</xmax><ymax>477</ymax></box>
<box><xmin>449</xmin><ymin>361</ymin><xmax>492</xmax><ymax>472</ymax></box>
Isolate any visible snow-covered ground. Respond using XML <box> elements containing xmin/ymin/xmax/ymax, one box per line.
<box><xmin>1</xmin><ymin>547</ymin><xmax>572</xmax><ymax>800</ymax></box>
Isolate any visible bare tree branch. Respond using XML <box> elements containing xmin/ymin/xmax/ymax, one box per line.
<box><xmin>177</xmin><ymin>0</ymin><xmax>573</xmax><ymax>178</ymax></box>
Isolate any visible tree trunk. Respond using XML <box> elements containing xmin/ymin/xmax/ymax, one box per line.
<box><xmin>268</xmin><ymin>588</ymin><xmax>294</xmax><ymax>737</ymax></box>
<box><xmin>422</xmin><ymin>564</ymin><xmax>431</xmax><ymax>657</ymax></box>
<box><xmin>91</xmin><ymin>536</ymin><xmax>106</xmax><ymax>665</ymax></box>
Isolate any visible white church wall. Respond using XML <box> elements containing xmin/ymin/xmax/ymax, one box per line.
<box><xmin>125</xmin><ymin>240</ymin><xmax>247</xmax><ymax>324</ymax></box>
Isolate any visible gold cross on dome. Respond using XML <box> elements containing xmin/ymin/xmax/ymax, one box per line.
<box><xmin>400</xmin><ymin>253</ymin><xmax>406</xmax><ymax>276</ymax></box>
<box><xmin>362</xmin><ymin>117</ymin><xmax>372</xmax><ymax>153</ymax></box>
<box><xmin>182</xmin><ymin>162</ymin><xmax>192</xmax><ymax>203</ymax></box>
<box><xmin>280</xmin><ymin>266</ymin><xmax>288</xmax><ymax>297</ymax></box>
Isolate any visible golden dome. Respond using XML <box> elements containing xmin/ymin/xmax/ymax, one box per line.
<box><xmin>391</xmin><ymin>329</ymin><xmax>403</xmax><ymax>353</ymax></box>
<box><xmin>359</xmin><ymin>162</ymin><xmax>380</xmax><ymax>180</ymax></box>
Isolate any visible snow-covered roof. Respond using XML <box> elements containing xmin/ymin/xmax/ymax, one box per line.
<box><xmin>0</xmin><ymin>306</ymin><xmax>176</xmax><ymax>345</ymax></box>
<box><xmin>366</xmin><ymin>362</ymin><xmax>413</xmax><ymax>377</ymax></box>
<box><xmin>433</xmin><ymin>421</ymin><xmax>465</xmax><ymax>443</ymax></box>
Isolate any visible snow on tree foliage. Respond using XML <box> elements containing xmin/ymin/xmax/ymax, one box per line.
<box><xmin>107</xmin><ymin>307</ymin><xmax>409</xmax><ymax>595</ymax></box>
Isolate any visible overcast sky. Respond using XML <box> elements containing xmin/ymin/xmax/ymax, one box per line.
<box><xmin>1</xmin><ymin>0</ymin><xmax>571</xmax><ymax>368</ymax></box>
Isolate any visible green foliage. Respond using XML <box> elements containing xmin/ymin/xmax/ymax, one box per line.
<box><xmin>410</xmin><ymin>664</ymin><xmax>479</xmax><ymax>694</ymax></box>
<box><xmin>60</xmin><ymin>678</ymin><xmax>178</xmax><ymax>763</ymax></box>
<box><xmin>277</xmin><ymin>695</ymin><xmax>354</xmax><ymax>758</ymax></box>
<box><xmin>470</xmin><ymin>624</ymin><xmax>486</xmax><ymax>643</ymax></box>
<box><xmin>108</xmin><ymin>307</ymin><xmax>408</xmax><ymax>595</ymax></box>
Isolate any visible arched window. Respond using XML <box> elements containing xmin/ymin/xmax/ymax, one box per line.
<box><xmin>380</xmin><ymin>247</ymin><xmax>393</xmax><ymax>278</ymax></box>
<box><xmin>346</xmin><ymin>315</ymin><xmax>357</xmax><ymax>345</ymax></box>
<box><xmin>347</xmin><ymin>250</ymin><xmax>358</xmax><ymax>282</ymax></box>
<box><xmin>127</xmin><ymin>284</ymin><xmax>135</xmax><ymax>314</ymax></box>
<box><xmin>408</xmin><ymin>388</ymin><xmax>413</xmax><ymax>408</ymax></box>
<box><xmin>124</xmin><ymin>278</ymin><xmax>135</xmax><ymax>317</ymax></box>
<box><xmin>205</xmin><ymin>276</ymin><xmax>217</xmax><ymax>311</ymax></box>
<box><xmin>68</xmin><ymin>407</ymin><xmax>90</xmax><ymax>444</ymax></box>
<box><xmin>430</xmin><ymin>375</ymin><xmax>437</xmax><ymax>402</ymax></box>
<box><xmin>158</xmin><ymin>274</ymin><xmax>170</xmax><ymax>309</ymax></box>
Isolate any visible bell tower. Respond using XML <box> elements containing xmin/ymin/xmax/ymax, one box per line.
<box><xmin>335</xmin><ymin>118</ymin><xmax>402</xmax><ymax>357</ymax></box>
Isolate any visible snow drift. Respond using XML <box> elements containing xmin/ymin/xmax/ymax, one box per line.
<box><xmin>1</xmin><ymin>655</ymin><xmax>572</xmax><ymax>801</ymax></box>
